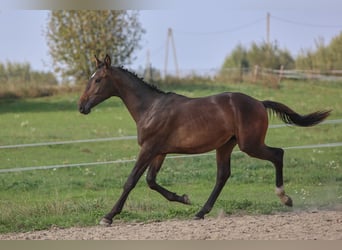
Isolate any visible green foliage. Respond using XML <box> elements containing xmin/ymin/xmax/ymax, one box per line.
<box><xmin>46</xmin><ymin>10</ymin><xmax>145</xmax><ymax>83</ymax></box>
<box><xmin>250</xmin><ymin>42</ymin><xmax>294</xmax><ymax>69</ymax></box>
<box><xmin>222</xmin><ymin>32</ymin><xmax>342</xmax><ymax>74</ymax></box>
<box><xmin>220</xmin><ymin>41</ymin><xmax>295</xmax><ymax>72</ymax></box>
<box><xmin>0</xmin><ymin>61</ymin><xmax>57</xmax><ymax>85</ymax></box>
<box><xmin>0</xmin><ymin>61</ymin><xmax>58</xmax><ymax>99</ymax></box>
<box><xmin>219</xmin><ymin>41</ymin><xmax>294</xmax><ymax>84</ymax></box>
<box><xmin>221</xmin><ymin>44</ymin><xmax>249</xmax><ymax>69</ymax></box>
<box><xmin>296</xmin><ymin>32</ymin><xmax>342</xmax><ymax>71</ymax></box>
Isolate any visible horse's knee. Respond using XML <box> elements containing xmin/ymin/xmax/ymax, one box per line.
<box><xmin>146</xmin><ymin>174</ymin><xmax>157</xmax><ymax>190</ymax></box>
<box><xmin>273</xmin><ymin>147</ymin><xmax>284</xmax><ymax>159</ymax></box>
<box><xmin>123</xmin><ymin>179</ymin><xmax>135</xmax><ymax>190</ymax></box>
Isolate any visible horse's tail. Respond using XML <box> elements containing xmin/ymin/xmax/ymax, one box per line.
<box><xmin>262</xmin><ymin>100</ymin><xmax>331</xmax><ymax>127</ymax></box>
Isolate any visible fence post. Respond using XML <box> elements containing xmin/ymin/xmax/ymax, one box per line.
<box><xmin>239</xmin><ymin>65</ymin><xmax>243</xmax><ymax>83</ymax></box>
<box><xmin>253</xmin><ymin>65</ymin><xmax>259</xmax><ymax>83</ymax></box>
<box><xmin>278</xmin><ymin>65</ymin><xmax>284</xmax><ymax>84</ymax></box>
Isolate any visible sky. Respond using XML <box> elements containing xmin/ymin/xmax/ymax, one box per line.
<box><xmin>0</xmin><ymin>0</ymin><xmax>342</xmax><ymax>77</ymax></box>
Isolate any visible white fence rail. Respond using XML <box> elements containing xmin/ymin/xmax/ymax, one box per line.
<box><xmin>186</xmin><ymin>67</ymin><xmax>342</xmax><ymax>82</ymax></box>
<box><xmin>1</xmin><ymin>142</ymin><xmax>342</xmax><ymax>174</ymax></box>
<box><xmin>1</xmin><ymin>119</ymin><xmax>341</xmax><ymax>150</ymax></box>
<box><xmin>1</xmin><ymin>118</ymin><xmax>340</xmax><ymax>174</ymax></box>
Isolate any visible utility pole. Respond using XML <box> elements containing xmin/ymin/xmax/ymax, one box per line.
<box><xmin>266</xmin><ymin>12</ymin><xmax>270</xmax><ymax>46</ymax></box>
<box><xmin>164</xmin><ymin>28</ymin><xmax>180</xmax><ymax>78</ymax></box>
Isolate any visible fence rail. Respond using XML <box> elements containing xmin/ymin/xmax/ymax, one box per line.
<box><xmin>0</xmin><ymin>136</ymin><xmax>137</xmax><ymax>149</ymax></box>
<box><xmin>1</xmin><ymin>119</ymin><xmax>341</xmax><ymax>150</ymax></box>
<box><xmin>1</xmin><ymin>141</ymin><xmax>341</xmax><ymax>174</ymax></box>
<box><xmin>1</xmin><ymin>119</ymin><xmax>340</xmax><ymax>174</ymax></box>
<box><xmin>266</xmin><ymin>67</ymin><xmax>342</xmax><ymax>81</ymax></box>
<box><xmin>175</xmin><ymin>67</ymin><xmax>342</xmax><ymax>83</ymax></box>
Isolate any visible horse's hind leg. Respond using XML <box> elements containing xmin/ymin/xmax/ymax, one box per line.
<box><xmin>146</xmin><ymin>154</ymin><xmax>191</xmax><ymax>204</ymax></box>
<box><xmin>195</xmin><ymin>138</ymin><xmax>237</xmax><ymax>219</ymax></box>
<box><xmin>240</xmin><ymin>143</ymin><xmax>293</xmax><ymax>207</ymax></box>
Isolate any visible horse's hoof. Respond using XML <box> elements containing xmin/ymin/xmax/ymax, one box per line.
<box><xmin>284</xmin><ymin>195</ymin><xmax>293</xmax><ymax>207</ymax></box>
<box><xmin>99</xmin><ymin>217</ymin><xmax>112</xmax><ymax>226</ymax></box>
<box><xmin>182</xmin><ymin>194</ymin><xmax>191</xmax><ymax>205</ymax></box>
<box><xmin>194</xmin><ymin>212</ymin><xmax>204</xmax><ymax>220</ymax></box>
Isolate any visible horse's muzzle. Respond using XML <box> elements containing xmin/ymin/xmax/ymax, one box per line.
<box><xmin>79</xmin><ymin>106</ymin><xmax>90</xmax><ymax>114</ymax></box>
<box><xmin>78</xmin><ymin>102</ymin><xmax>91</xmax><ymax>115</ymax></box>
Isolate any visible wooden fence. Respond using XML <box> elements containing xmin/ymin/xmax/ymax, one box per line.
<box><xmin>219</xmin><ymin>66</ymin><xmax>342</xmax><ymax>83</ymax></box>
<box><xmin>162</xmin><ymin>67</ymin><xmax>342</xmax><ymax>84</ymax></box>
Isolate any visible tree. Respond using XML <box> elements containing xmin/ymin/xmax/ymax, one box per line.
<box><xmin>247</xmin><ymin>41</ymin><xmax>294</xmax><ymax>69</ymax></box>
<box><xmin>221</xmin><ymin>41</ymin><xmax>294</xmax><ymax>72</ymax></box>
<box><xmin>296</xmin><ymin>49</ymin><xmax>314</xmax><ymax>70</ymax></box>
<box><xmin>46</xmin><ymin>10</ymin><xmax>144</xmax><ymax>83</ymax></box>
<box><xmin>295</xmin><ymin>32</ymin><xmax>342</xmax><ymax>71</ymax></box>
<box><xmin>219</xmin><ymin>44</ymin><xmax>249</xmax><ymax>82</ymax></box>
<box><xmin>221</xmin><ymin>44</ymin><xmax>249</xmax><ymax>69</ymax></box>
<box><xmin>328</xmin><ymin>33</ymin><xmax>342</xmax><ymax>69</ymax></box>
<box><xmin>0</xmin><ymin>61</ymin><xmax>58</xmax><ymax>85</ymax></box>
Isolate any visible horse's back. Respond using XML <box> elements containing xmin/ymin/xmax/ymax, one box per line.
<box><xmin>138</xmin><ymin>91</ymin><xmax>268</xmax><ymax>154</ymax></box>
<box><xmin>141</xmin><ymin>92</ymin><xmax>235</xmax><ymax>153</ymax></box>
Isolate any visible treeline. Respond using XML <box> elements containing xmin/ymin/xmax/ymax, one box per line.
<box><xmin>220</xmin><ymin>32</ymin><xmax>342</xmax><ymax>74</ymax></box>
<box><xmin>220</xmin><ymin>42</ymin><xmax>294</xmax><ymax>73</ymax></box>
<box><xmin>1</xmin><ymin>31</ymin><xmax>342</xmax><ymax>98</ymax></box>
<box><xmin>296</xmin><ymin>33</ymin><xmax>342</xmax><ymax>71</ymax></box>
<box><xmin>0</xmin><ymin>62</ymin><xmax>62</xmax><ymax>99</ymax></box>
<box><xmin>0</xmin><ymin>61</ymin><xmax>57</xmax><ymax>85</ymax></box>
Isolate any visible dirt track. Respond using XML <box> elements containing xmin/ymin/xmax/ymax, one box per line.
<box><xmin>1</xmin><ymin>210</ymin><xmax>341</xmax><ymax>240</ymax></box>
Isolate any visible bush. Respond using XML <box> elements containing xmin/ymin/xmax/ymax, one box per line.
<box><xmin>0</xmin><ymin>61</ymin><xmax>59</xmax><ymax>99</ymax></box>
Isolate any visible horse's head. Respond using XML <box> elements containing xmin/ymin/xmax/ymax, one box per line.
<box><xmin>78</xmin><ymin>54</ymin><xmax>118</xmax><ymax>114</ymax></box>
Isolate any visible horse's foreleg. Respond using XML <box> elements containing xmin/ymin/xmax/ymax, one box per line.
<box><xmin>195</xmin><ymin>138</ymin><xmax>237</xmax><ymax>219</ymax></box>
<box><xmin>146</xmin><ymin>154</ymin><xmax>191</xmax><ymax>204</ymax></box>
<box><xmin>100</xmin><ymin>149</ymin><xmax>153</xmax><ymax>226</ymax></box>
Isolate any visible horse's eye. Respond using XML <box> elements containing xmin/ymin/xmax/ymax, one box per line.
<box><xmin>95</xmin><ymin>78</ymin><xmax>101</xmax><ymax>83</ymax></box>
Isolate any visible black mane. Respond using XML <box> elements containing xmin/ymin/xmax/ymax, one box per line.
<box><xmin>117</xmin><ymin>67</ymin><xmax>166</xmax><ymax>94</ymax></box>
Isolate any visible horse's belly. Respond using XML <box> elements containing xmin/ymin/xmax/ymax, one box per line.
<box><xmin>166</xmin><ymin>124</ymin><xmax>234</xmax><ymax>154</ymax></box>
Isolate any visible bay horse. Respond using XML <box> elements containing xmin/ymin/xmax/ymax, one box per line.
<box><xmin>78</xmin><ymin>55</ymin><xmax>331</xmax><ymax>226</ymax></box>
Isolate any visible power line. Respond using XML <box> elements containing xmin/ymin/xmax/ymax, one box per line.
<box><xmin>271</xmin><ymin>15</ymin><xmax>342</xmax><ymax>28</ymax></box>
<box><xmin>173</xmin><ymin>17</ymin><xmax>265</xmax><ymax>36</ymax></box>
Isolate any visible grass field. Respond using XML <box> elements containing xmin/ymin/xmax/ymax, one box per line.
<box><xmin>0</xmin><ymin>80</ymin><xmax>341</xmax><ymax>233</ymax></box>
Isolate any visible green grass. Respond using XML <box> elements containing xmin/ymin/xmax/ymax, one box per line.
<box><xmin>0</xmin><ymin>80</ymin><xmax>341</xmax><ymax>233</ymax></box>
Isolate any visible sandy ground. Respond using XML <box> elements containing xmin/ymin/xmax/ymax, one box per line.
<box><xmin>1</xmin><ymin>210</ymin><xmax>341</xmax><ymax>240</ymax></box>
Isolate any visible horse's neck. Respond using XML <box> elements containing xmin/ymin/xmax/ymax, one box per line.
<box><xmin>116</xmin><ymin>74</ymin><xmax>161</xmax><ymax>124</ymax></box>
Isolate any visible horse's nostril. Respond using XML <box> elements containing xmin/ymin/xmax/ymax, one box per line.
<box><xmin>79</xmin><ymin>104</ymin><xmax>91</xmax><ymax>114</ymax></box>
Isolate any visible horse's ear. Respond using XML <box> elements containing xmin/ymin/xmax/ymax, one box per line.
<box><xmin>104</xmin><ymin>54</ymin><xmax>111</xmax><ymax>69</ymax></box>
<box><xmin>94</xmin><ymin>55</ymin><xmax>101</xmax><ymax>68</ymax></box>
